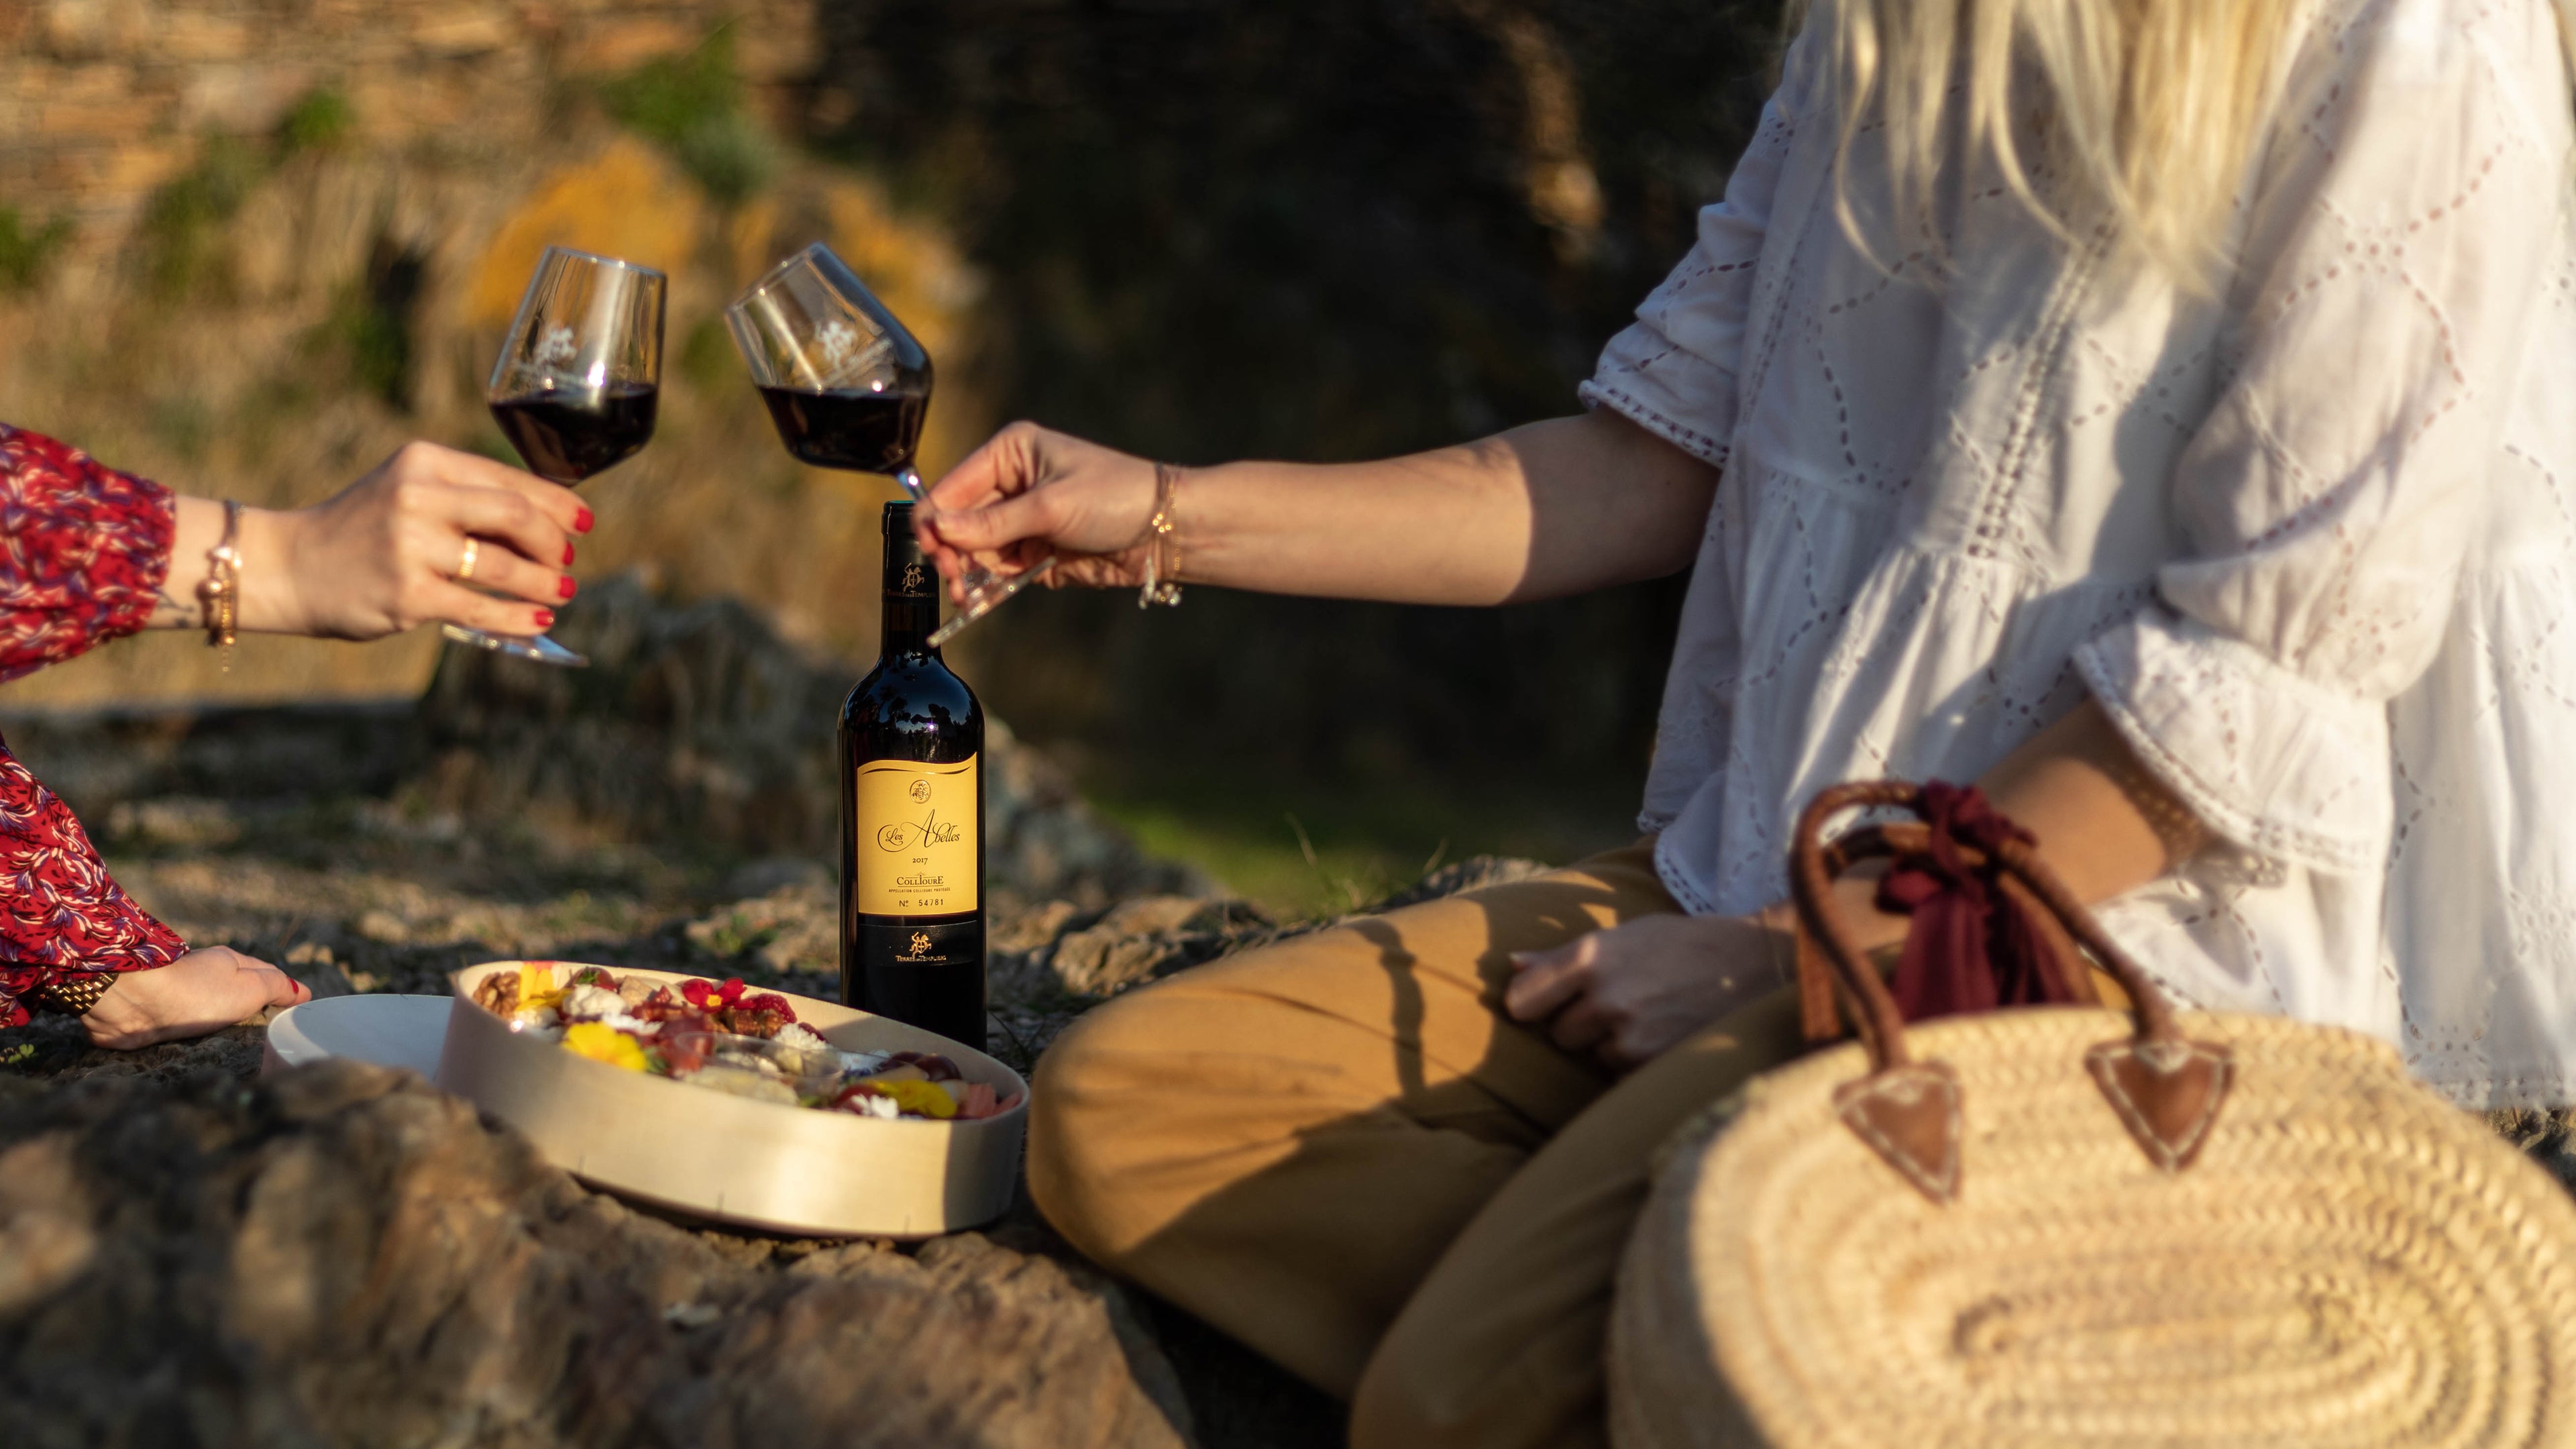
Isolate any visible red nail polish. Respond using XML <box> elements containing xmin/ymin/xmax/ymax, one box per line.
<box><xmin>558</xmin><ymin>576</ymin><xmax>578</xmax><ymax>600</ymax></box>
<box><xmin>534</xmin><ymin>608</ymin><xmax>555</xmax><ymax>629</ymax></box>
<box><xmin>561</xmin><ymin>542</ymin><xmax>576</xmax><ymax>566</ymax></box>
<box><xmin>574</xmin><ymin>506</ymin><xmax>594</xmax><ymax>534</ymax></box>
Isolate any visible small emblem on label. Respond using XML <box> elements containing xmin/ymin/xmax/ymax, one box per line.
<box><xmin>908</xmin><ymin>778</ymin><xmax>932</xmax><ymax>803</ymax></box>
<box><xmin>536</xmin><ymin>324</ymin><xmax>576</xmax><ymax>366</ymax></box>
<box><xmin>902</xmin><ymin>930</ymin><xmax>933</xmax><ymax>960</ymax></box>
<box><xmin>899</xmin><ymin>561</ymin><xmax>930</xmax><ymax>594</ymax></box>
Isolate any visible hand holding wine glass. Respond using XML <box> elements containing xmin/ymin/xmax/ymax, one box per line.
<box><xmin>728</xmin><ymin>244</ymin><xmax>1052</xmax><ymax>645</ymax></box>
<box><xmin>148</xmin><ymin>441</ymin><xmax>584</xmax><ymax>641</ymax></box>
<box><xmin>914</xmin><ymin>421</ymin><xmax>1167</xmax><ymax>592</ymax></box>
<box><xmin>460</xmin><ymin>246</ymin><xmax>665</xmax><ymax>667</ymax></box>
<box><xmin>274</xmin><ymin>441</ymin><xmax>588</xmax><ymax>639</ymax></box>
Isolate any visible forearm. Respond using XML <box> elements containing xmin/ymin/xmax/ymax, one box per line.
<box><xmin>147</xmin><ymin>497</ymin><xmax>307</xmax><ymax>633</ymax></box>
<box><xmin>1175</xmin><ymin>409</ymin><xmax>1719</xmax><ymax>605</ymax></box>
<box><xmin>1760</xmin><ymin>700</ymin><xmax>2206</xmax><ymax>952</ymax></box>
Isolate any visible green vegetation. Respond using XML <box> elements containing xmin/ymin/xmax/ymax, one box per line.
<box><xmin>319</xmin><ymin>275</ymin><xmax>416</xmax><ymax>407</ymax></box>
<box><xmin>138</xmin><ymin>87</ymin><xmax>360</xmax><ymax>300</ymax></box>
<box><xmin>0</xmin><ymin>207</ymin><xmax>74</xmax><ymax>293</ymax></box>
<box><xmin>1083</xmin><ymin>760</ymin><xmax>1638</xmax><ymax>919</ymax></box>
<box><xmin>598</xmin><ymin>27</ymin><xmax>777</xmax><ymax>207</ymax></box>
<box><xmin>137</xmin><ymin>136</ymin><xmax>266</xmax><ymax>298</ymax></box>
<box><xmin>276</xmin><ymin>87</ymin><xmax>356</xmax><ymax>155</ymax></box>
<box><xmin>146</xmin><ymin>396</ymin><xmax>215</xmax><ymax>465</ymax></box>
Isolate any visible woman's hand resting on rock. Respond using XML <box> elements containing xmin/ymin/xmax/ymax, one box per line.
<box><xmin>81</xmin><ymin>946</ymin><xmax>309</xmax><ymax>1051</ymax></box>
<box><xmin>1505</xmin><ymin>913</ymin><xmax>1795</xmax><ymax>1073</ymax></box>
<box><xmin>154</xmin><ymin>441</ymin><xmax>591</xmax><ymax>642</ymax></box>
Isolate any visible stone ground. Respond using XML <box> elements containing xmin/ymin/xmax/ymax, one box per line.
<box><xmin>0</xmin><ymin>585</ymin><xmax>1569</xmax><ymax>1448</ymax></box>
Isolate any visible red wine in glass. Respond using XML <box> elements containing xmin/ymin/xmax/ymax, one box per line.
<box><xmin>490</xmin><ymin>384</ymin><xmax>659</xmax><ymax>484</ymax></box>
<box><xmin>756</xmin><ymin>386</ymin><xmax>924</xmax><ymax>474</ymax></box>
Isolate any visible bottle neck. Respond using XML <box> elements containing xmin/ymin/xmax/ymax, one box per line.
<box><xmin>880</xmin><ymin>592</ymin><xmax>940</xmax><ymax>657</ymax></box>
<box><xmin>881</xmin><ymin>502</ymin><xmax>940</xmax><ymax>659</ymax></box>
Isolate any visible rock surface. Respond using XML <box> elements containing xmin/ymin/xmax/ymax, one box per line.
<box><xmin>0</xmin><ymin>1060</ymin><xmax>1191</xmax><ymax>1449</ymax></box>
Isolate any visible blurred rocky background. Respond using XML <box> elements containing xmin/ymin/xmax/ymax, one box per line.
<box><xmin>0</xmin><ymin>2</ymin><xmax>1790</xmax><ymax>1442</ymax></box>
<box><xmin>0</xmin><ymin>0</ymin><xmax>1785</xmax><ymax>911</ymax></box>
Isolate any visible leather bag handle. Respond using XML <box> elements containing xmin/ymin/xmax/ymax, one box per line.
<box><xmin>1790</xmin><ymin>781</ymin><xmax>2235</xmax><ymax>1203</ymax></box>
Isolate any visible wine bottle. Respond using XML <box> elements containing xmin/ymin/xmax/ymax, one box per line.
<box><xmin>840</xmin><ymin>500</ymin><xmax>986</xmax><ymax>1046</ymax></box>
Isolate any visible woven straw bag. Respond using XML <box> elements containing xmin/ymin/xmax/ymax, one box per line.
<box><xmin>1609</xmin><ymin>781</ymin><xmax>2576</xmax><ymax>1448</ymax></box>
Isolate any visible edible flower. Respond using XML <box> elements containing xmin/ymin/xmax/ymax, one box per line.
<box><xmin>844</xmin><ymin>1078</ymin><xmax>957</xmax><ymax>1119</ymax></box>
<box><xmin>563</xmin><ymin>1022</ymin><xmax>651</xmax><ymax>1072</ymax></box>
<box><xmin>519</xmin><ymin>961</ymin><xmax>566</xmax><ymax>1012</ymax></box>
<box><xmin>680</xmin><ymin>977</ymin><xmax>747</xmax><ymax>1012</ymax></box>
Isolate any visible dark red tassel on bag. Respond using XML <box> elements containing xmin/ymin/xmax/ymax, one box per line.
<box><xmin>1874</xmin><ymin>782</ymin><xmax>2085</xmax><ymax>1022</ymax></box>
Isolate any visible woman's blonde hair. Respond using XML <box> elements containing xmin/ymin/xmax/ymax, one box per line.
<box><xmin>1805</xmin><ymin>0</ymin><xmax>2576</xmax><ymax>286</ymax></box>
<box><xmin>1803</xmin><ymin>0</ymin><xmax>2299</xmax><ymax>285</ymax></box>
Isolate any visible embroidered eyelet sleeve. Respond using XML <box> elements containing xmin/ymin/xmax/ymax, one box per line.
<box><xmin>0</xmin><ymin>424</ymin><xmax>189</xmax><ymax>1027</ymax></box>
<box><xmin>2074</xmin><ymin>1</ymin><xmax>2567</xmax><ymax>873</ymax></box>
<box><xmin>1576</xmin><ymin>38</ymin><xmax>1813</xmax><ymax>468</ymax></box>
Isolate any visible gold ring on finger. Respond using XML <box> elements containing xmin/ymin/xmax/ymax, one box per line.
<box><xmin>456</xmin><ymin>537</ymin><xmax>480</xmax><ymax>582</ymax></box>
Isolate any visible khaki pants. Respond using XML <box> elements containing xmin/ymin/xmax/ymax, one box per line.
<box><xmin>1026</xmin><ymin>841</ymin><xmax>1805</xmax><ymax>1448</ymax></box>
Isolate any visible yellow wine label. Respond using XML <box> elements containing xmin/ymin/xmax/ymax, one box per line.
<box><xmin>852</xmin><ymin>755</ymin><xmax>979</xmax><ymax>914</ymax></box>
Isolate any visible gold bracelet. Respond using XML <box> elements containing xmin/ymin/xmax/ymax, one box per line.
<box><xmin>197</xmin><ymin>499</ymin><xmax>242</xmax><ymax>672</ymax></box>
<box><xmin>35</xmin><ymin>971</ymin><xmax>114</xmax><ymax>1017</ymax></box>
<box><xmin>1137</xmin><ymin>463</ymin><xmax>1184</xmax><ymax>609</ymax></box>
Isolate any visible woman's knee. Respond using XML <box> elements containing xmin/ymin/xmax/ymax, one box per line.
<box><xmin>1024</xmin><ymin>986</ymin><xmax>1188</xmax><ymax>1268</ymax></box>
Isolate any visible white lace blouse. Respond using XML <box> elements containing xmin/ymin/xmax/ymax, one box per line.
<box><xmin>1584</xmin><ymin>0</ymin><xmax>2576</xmax><ymax>1106</ymax></box>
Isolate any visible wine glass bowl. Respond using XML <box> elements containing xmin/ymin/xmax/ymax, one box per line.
<box><xmin>489</xmin><ymin>385</ymin><xmax>657</xmax><ymax>482</ymax></box>
<box><xmin>462</xmin><ymin>247</ymin><xmax>666</xmax><ymax>667</ymax></box>
<box><xmin>726</xmin><ymin>246</ymin><xmax>930</xmax><ymax>394</ymax></box>
<box><xmin>729</xmin><ymin>244</ymin><xmax>1049</xmax><ymax>647</ymax></box>
<box><xmin>756</xmin><ymin>385</ymin><xmax>928</xmax><ymax>475</ymax></box>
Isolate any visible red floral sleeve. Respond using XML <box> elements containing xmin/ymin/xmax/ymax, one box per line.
<box><xmin>0</xmin><ymin>425</ymin><xmax>188</xmax><ymax>1027</ymax></box>
<box><xmin>0</xmin><ymin>425</ymin><xmax>177</xmax><ymax>678</ymax></box>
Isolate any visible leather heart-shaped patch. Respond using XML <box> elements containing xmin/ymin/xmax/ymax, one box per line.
<box><xmin>1834</xmin><ymin>1061</ymin><xmax>1964</xmax><ymax>1204</ymax></box>
<box><xmin>2084</xmin><ymin>1036</ymin><xmax>2233</xmax><ymax>1171</ymax></box>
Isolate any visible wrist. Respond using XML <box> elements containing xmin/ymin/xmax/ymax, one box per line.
<box><xmin>233</xmin><ymin>505</ymin><xmax>311</xmax><ymax>635</ymax></box>
<box><xmin>80</xmin><ymin>971</ymin><xmax>145</xmax><ymax>1030</ymax></box>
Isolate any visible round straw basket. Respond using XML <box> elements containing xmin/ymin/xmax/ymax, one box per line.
<box><xmin>1608</xmin><ymin>783</ymin><xmax>2576</xmax><ymax>1448</ymax></box>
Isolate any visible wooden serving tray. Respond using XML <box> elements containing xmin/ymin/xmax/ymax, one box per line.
<box><xmin>437</xmin><ymin>961</ymin><xmax>1028</xmax><ymax>1238</ymax></box>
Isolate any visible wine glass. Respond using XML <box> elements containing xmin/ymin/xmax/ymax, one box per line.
<box><xmin>726</xmin><ymin>243</ymin><xmax>1051</xmax><ymax>647</ymax></box>
<box><xmin>458</xmin><ymin>246</ymin><xmax>665</xmax><ymax>667</ymax></box>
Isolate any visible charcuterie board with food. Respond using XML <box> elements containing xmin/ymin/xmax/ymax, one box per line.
<box><xmin>433</xmin><ymin>961</ymin><xmax>1028</xmax><ymax>1238</ymax></box>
